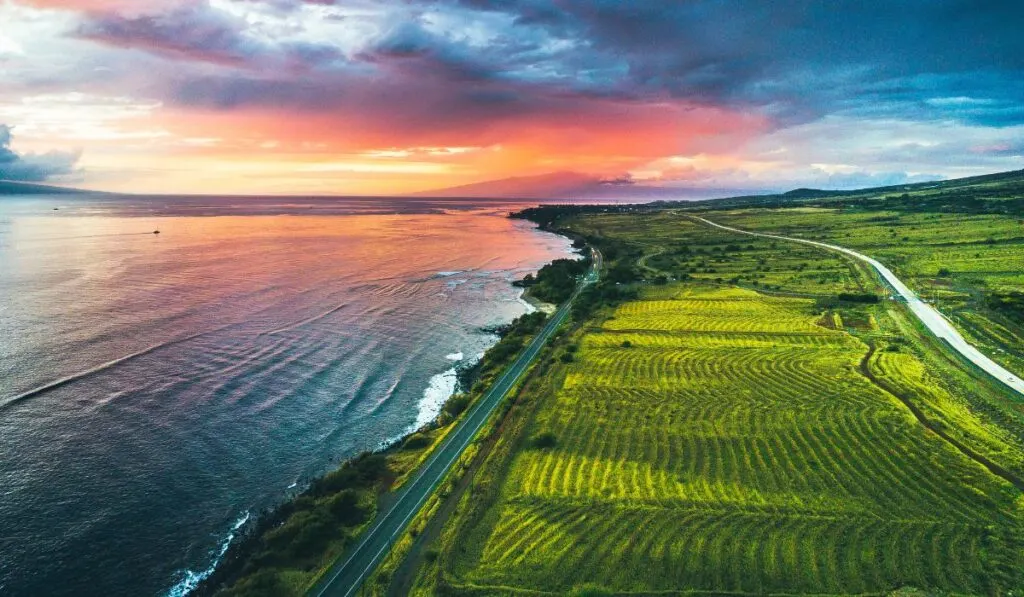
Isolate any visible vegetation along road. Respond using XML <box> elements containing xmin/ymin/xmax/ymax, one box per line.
<box><xmin>694</xmin><ymin>215</ymin><xmax>1024</xmax><ymax>397</ymax></box>
<box><xmin>308</xmin><ymin>248</ymin><xmax>601</xmax><ymax>597</ymax></box>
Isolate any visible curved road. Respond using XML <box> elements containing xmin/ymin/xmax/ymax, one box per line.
<box><xmin>309</xmin><ymin>248</ymin><xmax>601</xmax><ymax>597</ymax></box>
<box><xmin>694</xmin><ymin>216</ymin><xmax>1024</xmax><ymax>398</ymax></box>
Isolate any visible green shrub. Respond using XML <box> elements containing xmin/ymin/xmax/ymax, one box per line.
<box><xmin>531</xmin><ymin>432</ymin><xmax>558</xmax><ymax>449</ymax></box>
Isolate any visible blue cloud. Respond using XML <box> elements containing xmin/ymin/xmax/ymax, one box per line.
<box><xmin>0</xmin><ymin>125</ymin><xmax>80</xmax><ymax>182</ymax></box>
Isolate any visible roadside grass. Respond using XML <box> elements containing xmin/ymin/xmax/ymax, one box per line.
<box><xmin>428</xmin><ymin>284</ymin><xmax>1023</xmax><ymax>594</ymax></box>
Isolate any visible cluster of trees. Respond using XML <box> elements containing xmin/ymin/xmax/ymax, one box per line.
<box><xmin>514</xmin><ymin>258</ymin><xmax>590</xmax><ymax>304</ymax></box>
<box><xmin>572</xmin><ymin>280</ymin><xmax>639</xmax><ymax>320</ymax></box>
<box><xmin>987</xmin><ymin>290</ymin><xmax>1024</xmax><ymax>325</ymax></box>
<box><xmin>199</xmin><ymin>454</ymin><xmax>388</xmax><ymax>597</ymax></box>
<box><xmin>837</xmin><ymin>292</ymin><xmax>881</xmax><ymax>304</ymax></box>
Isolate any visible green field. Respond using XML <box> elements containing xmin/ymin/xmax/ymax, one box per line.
<box><xmin>706</xmin><ymin>207</ymin><xmax>1024</xmax><ymax>376</ymax></box>
<box><xmin>408</xmin><ymin>200</ymin><xmax>1024</xmax><ymax>595</ymax></box>
<box><xmin>422</xmin><ymin>285</ymin><xmax>1022</xmax><ymax>594</ymax></box>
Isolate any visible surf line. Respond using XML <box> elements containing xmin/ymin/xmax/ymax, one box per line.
<box><xmin>259</xmin><ymin>302</ymin><xmax>348</xmax><ymax>336</ymax></box>
<box><xmin>165</xmin><ymin>511</ymin><xmax>251</xmax><ymax>597</ymax></box>
<box><xmin>1</xmin><ymin>331</ymin><xmax>209</xmax><ymax>410</ymax></box>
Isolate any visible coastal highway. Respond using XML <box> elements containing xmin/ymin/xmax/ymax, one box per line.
<box><xmin>693</xmin><ymin>216</ymin><xmax>1024</xmax><ymax>398</ymax></box>
<box><xmin>309</xmin><ymin>247</ymin><xmax>601</xmax><ymax>597</ymax></box>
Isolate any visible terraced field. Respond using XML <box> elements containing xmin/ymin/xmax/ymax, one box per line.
<box><xmin>710</xmin><ymin>208</ymin><xmax>1024</xmax><ymax>378</ymax></box>
<box><xmin>428</xmin><ymin>286</ymin><xmax>1024</xmax><ymax>595</ymax></box>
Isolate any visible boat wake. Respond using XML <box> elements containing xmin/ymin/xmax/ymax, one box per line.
<box><xmin>1</xmin><ymin>331</ymin><xmax>209</xmax><ymax>411</ymax></box>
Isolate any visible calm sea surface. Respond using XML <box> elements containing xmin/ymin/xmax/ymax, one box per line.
<box><xmin>0</xmin><ymin>194</ymin><xmax>573</xmax><ymax>596</ymax></box>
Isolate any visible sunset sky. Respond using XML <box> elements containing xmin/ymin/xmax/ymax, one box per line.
<box><xmin>1</xmin><ymin>0</ymin><xmax>1023</xmax><ymax>195</ymax></box>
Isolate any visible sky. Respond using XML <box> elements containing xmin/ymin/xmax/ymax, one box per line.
<box><xmin>1</xmin><ymin>0</ymin><xmax>1023</xmax><ymax>195</ymax></box>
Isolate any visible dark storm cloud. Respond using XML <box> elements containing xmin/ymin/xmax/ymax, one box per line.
<box><xmin>426</xmin><ymin>0</ymin><xmax>1024</xmax><ymax>126</ymax></box>
<box><xmin>59</xmin><ymin>0</ymin><xmax>1024</xmax><ymax>130</ymax></box>
<box><xmin>75</xmin><ymin>1</ymin><xmax>344</xmax><ymax>69</ymax></box>
<box><xmin>0</xmin><ymin>125</ymin><xmax>80</xmax><ymax>182</ymax></box>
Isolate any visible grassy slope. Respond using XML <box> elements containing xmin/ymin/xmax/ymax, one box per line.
<box><xmin>412</xmin><ymin>213</ymin><xmax>1024</xmax><ymax>595</ymax></box>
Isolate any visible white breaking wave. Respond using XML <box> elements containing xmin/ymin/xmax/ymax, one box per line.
<box><xmin>517</xmin><ymin>290</ymin><xmax>537</xmax><ymax>314</ymax></box>
<box><xmin>165</xmin><ymin>511</ymin><xmax>251</xmax><ymax>597</ymax></box>
<box><xmin>407</xmin><ymin>367</ymin><xmax>459</xmax><ymax>434</ymax></box>
<box><xmin>404</xmin><ymin>350</ymin><xmax>485</xmax><ymax>435</ymax></box>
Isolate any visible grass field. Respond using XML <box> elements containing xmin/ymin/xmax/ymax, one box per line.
<box><xmin>707</xmin><ymin>207</ymin><xmax>1024</xmax><ymax>380</ymax></box>
<box><xmin>424</xmin><ymin>285</ymin><xmax>1022</xmax><ymax>595</ymax></box>
<box><xmin>408</xmin><ymin>207</ymin><xmax>1024</xmax><ymax>596</ymax></box>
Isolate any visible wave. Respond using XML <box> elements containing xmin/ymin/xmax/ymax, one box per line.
<box><xmin>404</xmin><ymin>350</ymin><xmax>485</xmax><ymax>436</ymax></box>
<box><xmin>405</xmin><ymin>367</ymin><xmax>458</xmax><ymax>435</ymax></box>
<box><xmin>165</xmin><ymin>511</ymin><xmax>251</xmax><ymax>597</ymax></box>
<box><xmin>260</xmin><ymin>302</ymin><xmax>347</xmax><ymax>336</ymax></box>
<box><xmin>1</xmin><ymin>331</ymin><xmax>209</xmax><ymax>411</ymax></box>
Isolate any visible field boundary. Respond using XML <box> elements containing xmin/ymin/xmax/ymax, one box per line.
<box><xmin>689</xmin><ymin>215</ymin><xmax>1024</xmax><ymax>398</ymax></box>
<box><xmin>859</xmin><ymin>343</ymin><xmax>1024</xmax><ymax>491</ymax></box>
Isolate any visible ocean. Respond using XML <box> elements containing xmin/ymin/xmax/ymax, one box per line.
<box><xmin>0</xmin><ymin>194</ymin><xmax>574</xmax><ymax>596</ymax></box>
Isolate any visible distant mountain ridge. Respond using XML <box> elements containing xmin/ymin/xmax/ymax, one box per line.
<box><xmin>0</xmin><ymin>180</ymin><xmax>83</xmax><ymax>195</ymax></box>
<box><xmin>412</xmin><ymin>170</ymin><xmax>753</xmax><ymax>201</ymax></box>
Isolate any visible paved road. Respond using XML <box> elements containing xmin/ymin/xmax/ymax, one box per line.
<box><xmin>694</xmin><ymin>216</ymin><xmax>1024</xmax><ymax>398</ymax></box>
<box><xmin>309</xmin><ymin>248</ymin><xmax>601</xmax><ymax>597</ymax></box>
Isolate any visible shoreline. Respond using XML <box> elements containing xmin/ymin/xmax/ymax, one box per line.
<box><xmin>518</xmin><ymin>289</ymin><xmax>557</xmax><ymax>315</ymax></box>
<box><xmin>187</xmin><ymin>217</ymin><xmax>576</xmax><ymax>597</ymax></box>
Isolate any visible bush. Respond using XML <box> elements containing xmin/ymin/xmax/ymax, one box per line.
<box><xmin>838</xmin><ymin>292</ymin><xmax>880</xmax><ymax>304</ymax></box>
<box><xmin>442</xmin><ymin>394</ymin><xmax>471</xmax><ymax>419</ymax></box>
<box><xmin>531</xmin><ymin>432</ymin><xmax>558</xmax><ymax>449</ymax></box>
<box><xmin>327</xmin><ymin>490</ymin><xmax>367</xmax><ymax>526</ymax></box>
<box><xmin>621</xmin><ymin>340</ymin><xmax>632</xmax><ymax>348</ymax></box>
<box><xmin>401</xmin><ymin>432</ymin><xmax>431</xmax><ymax>450</ymax></box>
<box><xmin>937</xmin><ymin>267</ymin><xmax>952</xmax><ymax>277</ymax></box>
<box><xmin>570</xmin><ymin>584</ymin><xmax>616</xmax><ymax>597</ymax></box>
<box><xmin>221</xmin><ymin>569</ymin><xmax>291</xmax><ymax>597</ymax></box>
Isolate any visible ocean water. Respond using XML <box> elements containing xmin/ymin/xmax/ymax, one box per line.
<box><xmin>0</xmin><ymin>194</ymin><xmax>573</xmax><ymax>596</ymax></box>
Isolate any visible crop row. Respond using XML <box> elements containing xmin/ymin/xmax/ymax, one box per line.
<box><xmin>468</xmin><ymin>499</ymin><xmax>1020</xmax><ymax>595</ymax></box>
<box><xmin>447</xmin><ymin>286</ymin><xmax>1024</xmax><ymax>594</ymax></box>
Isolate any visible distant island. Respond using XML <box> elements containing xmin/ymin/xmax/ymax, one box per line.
<box><xmin>0</xmin><ymin>180</ymin><xmax>85</xmax><ymax>195</ymax></box>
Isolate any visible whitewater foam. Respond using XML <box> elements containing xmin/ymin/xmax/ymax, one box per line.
<box><xmin>407</xmin><ymin>367</ymin><xmax>458</xmax><ymax>434</ymax></box>
<box><xmin>165</xmin><ymin>512</ymin><xmax>250</xmax><ymax>597</ymax></box>
<box><xmin>517</xmin><ymin>289</ymin><xmax>537</xmax><ymax>314</ymax></box>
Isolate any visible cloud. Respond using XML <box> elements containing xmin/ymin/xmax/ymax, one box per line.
<box><xmin>0</xmin><ymin>124</ymin><xmax>81</xmax><ymax>181</ymax></box>
<box><xmin>73</xmin><ymin>2</ymin><xmax>345</xmax><ymax>69</ymax></box>
<box><xmin>811</xmin><ymin>170</ymin><xmax>944</xmax><ymax>190</ymax></box>
<box><xmin>414</xmin><ymin>0</ymin><xmax>1024</xmax><ymax>127</ymax></box>
<box><xmin>599</xmin><ymin>173</ymin><xmax>634</xmax><ymax>186</ymax></box>
<box><xmin>5</xmin><ymin>0</ymin><xmax>1024</xmax><ymax>193</ymax></box>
